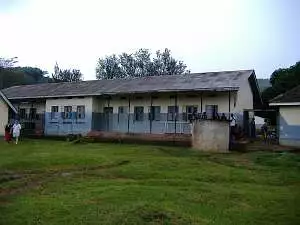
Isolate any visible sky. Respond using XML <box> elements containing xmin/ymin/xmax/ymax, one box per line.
<box><xmin>0</xmin><ymin>0</ymin><xmax>299</xmax><ymax>80</ymax></box>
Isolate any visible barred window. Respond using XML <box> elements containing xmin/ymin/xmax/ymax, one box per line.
<box><xmin>51</xmin><ymin>106</ymin><xmax>59</xmax><ymax>119</ymax></box>
<box><xmin>64</xmin><ymin>106</ymin><xmax>72</xmax><ymax>119</ymax></box>
<box><xmin>134</xmin><ymin>106</ymin><xmax>144</xmax><ymax>121</ymax></box>
<box><xmin>167</xmin><ymin>106</ymin><xmax>178</xmax><ymax>121</ymax></box>
<box><xmin>77</xmin><ymin>105</ymin><xmax>85</xmax><ymax>119</ymax></box>
<box><xmin>149</xmin><ymin>106</ymin><xmax>161</xmax><ymax>121</ymax></box>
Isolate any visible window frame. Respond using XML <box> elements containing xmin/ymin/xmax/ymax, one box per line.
<box><xmin>167</xmin><ymin>106</ymin><xmax>178</xmax><ymax>121</ymax></box>
<box><xmin>134</xmin><ymin>106</ymin><xmax>144</xmax><ymax>121</ymax></box>
<box><xmin>149</xmin><ymin>106</ymin><xmax>161</xmax><ymax>121</ymax></box>
<box><xmin>19</xmin><ymin>108</ymin><xmax>26</xmax><ymax>119</ymax></box>
<box><xmin>185</xmin><ymin>105</ymin><xmax>198</xmax><ymax>121</ymax></box>
<box><xmin>63</xmin><ymin>106</ymin><xmax>73</xmax><ymax>119</ymax></box>
<box><xmin>51</xmin><ymin>106</ymin><xmax>59</xmax><ymax>119</ymax></box>
<box><xmin>76</xmin><ymin>105</ymin><xmax>85</xmax><ymax>119</ymax></box>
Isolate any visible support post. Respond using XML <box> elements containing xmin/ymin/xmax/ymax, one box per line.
<box><xmin>127</xmin><ymin>96</ymin><xmax>130</xmax><ymax>133</ymax></box>
<box><xmin>150</xmin><ymin>94</ymin><xmax>153</xmax><ymax>134</ymax></box>
<box><xmin>174</xmin><ymin>93</ymin><xmax>178</xmax><ymax>134</ymax></box>
<box><xmin>200</xmin><ymin>92</ymin><xmax>203</xmax><ymax>113</ymax></box>
<box><xmin>228</xmin><ymin>91</ymin><xmax>231</xmax><ymax>114</ymax></box>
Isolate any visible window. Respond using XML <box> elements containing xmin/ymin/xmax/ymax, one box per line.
<box><xmin>29</xmin><ymin>108</ymin><xmax>37</xmax><ymax>120</ymax></box>
<box><xmin>19</xmin><ymin>108</ymin><xmax>26</xmax><ymax>119</ymax></box>
<box><xmin>205</xmin><ymin>105</ymin><xmax>218</xmax><ymax>119</ymax></box>
<box><xmin>134</xmin><ymin>106</ymin><xmax>144</xmax><ymax>121</ymax></box>
<box><xmin>149</xmin><ymin>106</ymin><xmax>161</xmax><ymax>121</ymax></box>
<box><xmin>51</xmin><ymin>106</ymin><xmax>59</xmax><ymax>119</ymax></box>
<box><xmin>167</xmin><ymin>106</ymin><xmax>178</xmax><ymax>121</ymax></box>
<box><xmin>185</xmin><ymin>106</ymin><xmax>198</xmax><ymax>121</ymax></box>
<box><xmin>118</xmin><ymin>106</ymin><xmax>128</xmax><ymax>114</ymax></box>
<box><xmin>77</xmin><ymin>105</ymin><xmax>85</xmax><ymax>119</ymax></box>
<box><xmin>64</xmin><ymin>106</ymin><xmax>72</xmax><ymax>119</ymax></box>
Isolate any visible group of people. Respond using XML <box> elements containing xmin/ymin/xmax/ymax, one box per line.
<box><xmin>4</xmin><ymin>120</ymin><xmax>22</xmax><ymax>144</ymax></box>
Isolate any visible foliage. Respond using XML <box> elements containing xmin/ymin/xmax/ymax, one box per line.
<box><xmin>0</xmin><ymin>140</ymin><xmax>299</xmax><ymax>225</ymax></box>
<box><xmin>96</xmin><ymin>48</ymin><xmax>190</xmax><ymax>80</ymax></box>
<box><xmin>262</xmin><ymin>61</ymin><xmax>300</xmax><ymax>103</ymax></box>
<box><xmin>0</xmin><ymin>57</ymin><xmax>18</xmax><ymax>68</ymax></box>
<box><xmin>52</xmin><ymin>62</ymin><xmax>83</xmax><ymax>82</ymax></box>
<box><xmin>0</xmin><ymin>57</ymin><xmax>51</xmax><ymax>89</ymax></box>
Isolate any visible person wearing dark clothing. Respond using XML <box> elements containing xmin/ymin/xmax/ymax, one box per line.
<box><xmin>4</xmin><ymin>124</ymin><xmax>12</xmax><ymax>143</ymax></box>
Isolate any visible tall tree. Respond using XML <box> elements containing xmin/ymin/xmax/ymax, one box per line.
<box><xmin>262</xmin><ymin>61</ymin><xmax>300</xmax><ymax>103</ymax></box>
<box><xmin>96</xmin><ymin>48</ymin><xmax>189</xmax><ymax>80</ymax></box>
<box><xmin>52</xmin><ymin>63</ymin><xmax>83</xmax><ymax>82</ymax></box>
<box><xmin>0</xmin><ymin>57</ymin><xmax>18</xmax><ymax>68</ymax></box>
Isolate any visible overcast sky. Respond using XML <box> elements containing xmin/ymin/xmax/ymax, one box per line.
<box><xmin>1</xmin><ymin>0</ymin><xmax>299</xmax><ymax>80</ymax></box>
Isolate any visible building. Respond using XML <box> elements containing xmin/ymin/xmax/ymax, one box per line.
<box><xmin>270</xmin><ymin>85</ymin><xmax>300</xmax><ymax>147</ymax></box>
<box><xmin>0</xmin><ymin>91</ymin><xmax>17</xmax><ymax>136</ymax></box>
<box><xmin>0</xmin><ymin>70</ymin><xmax>261</xmax><ymax>137</ymax></box>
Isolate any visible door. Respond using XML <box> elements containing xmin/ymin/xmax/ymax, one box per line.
<box><xmin>103</xmin><ymin>107</ymin><xmax>113</xmax><ymax>131</ymax></box>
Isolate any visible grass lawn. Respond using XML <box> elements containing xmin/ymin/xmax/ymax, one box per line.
<box><xmin>0</xmin><ymin>139</ymin><xmax>299</xmax><ymax>225</ymax></box>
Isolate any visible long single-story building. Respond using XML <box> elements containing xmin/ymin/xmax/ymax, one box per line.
<box><xmin>270</xmin><ymin>85</ymin><xmax>300</xmax><ymax>147</ymax></box>
<box><xmin>0</xmin><ymin>70</ymin><xmax>261</xmax><ymax>137</ymax></box>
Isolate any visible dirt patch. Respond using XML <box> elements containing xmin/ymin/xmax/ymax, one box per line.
<box><xmin>0</xmin><ymin>160</ymin><xmax>131</xmax><ymax>198</ymax></box>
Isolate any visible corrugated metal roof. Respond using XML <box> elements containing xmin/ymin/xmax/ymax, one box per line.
<box><xmin>270</xmin><ymin>85</ymin><xmax>300</xmax><ymax>104</ymax></box>
<box><xmin>2</xmin><ymin>70</ymin><xmax>254</xmax><ymax>99</ymax></box>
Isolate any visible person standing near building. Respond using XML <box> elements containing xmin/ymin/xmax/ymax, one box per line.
<box><xmin>12</xmin><ymin>120</ymin><xmax>22</xmax><ymax>144</ymax></box>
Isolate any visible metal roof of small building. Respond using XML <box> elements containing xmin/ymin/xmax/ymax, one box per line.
<box><xmin>2</xmin><ymin>70</ymin><xmax>254</xmax><ymax>99</ymax></box>
<box><xmin>270</xmin><ymin>85</ymin><xmax>300</xmax><ymax>105</ymax></box>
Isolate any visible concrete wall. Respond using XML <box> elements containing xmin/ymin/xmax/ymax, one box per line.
<box><xmin>279</xmin><ymin>106</ymin><xmax>300</xmax><ymax>147</ymax></box>
<box><xmin>0</xmin><ymin>97</ymin><xmax>8</xmax><ymax>136</ymax></box>
<box><xmin>45</xmin><ymin>97</ymin><xmax>93</xmax><ymax>135</ymax></box>
<box><xmin>192</xmin><ymin>120</ymin><xmax>230</xmax><ymax>152</ymax></box>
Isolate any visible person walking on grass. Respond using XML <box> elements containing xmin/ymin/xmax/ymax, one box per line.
<box><xmin>4</xmin><ymin>123</ymin><xmax>12</xmax><ymax>143</ymax></box>
<box><xmin>12</xmin><ymin>120</ymin><xmax>21</xmax><ymax>144</ymax></box>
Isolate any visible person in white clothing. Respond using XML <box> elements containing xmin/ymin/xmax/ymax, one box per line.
<box><xmin>12</xmin><ymin>120</ymin><xmax>21</xmax><ymax>144</ymax></box>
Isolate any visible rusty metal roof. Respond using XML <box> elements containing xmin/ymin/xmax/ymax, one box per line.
<box><xmin>270</xmin><ymin>85</ymin><xmax>300</xmax><ymax>104</ymax></box>
<box><xmin>2</xmin><ymin>70</ymin><xmax>254</xmax><ymax>99</ymax></box>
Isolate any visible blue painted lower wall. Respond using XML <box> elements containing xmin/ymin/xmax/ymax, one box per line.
<box><xmin>45</xmin><ymin>112</ymin><xmax>92</xmax><ymax>136</ymax></box>
<box><xmin>279</xmin><ymin>116</ymin><xmax>300</xmax><ymax>147</ymax></box>
<box><xmin>43</xmin><ymin>112</ymin><xmax>242</xmax><ymax>136</ymax></box>
<box><xmin>92</xmin><ymin>113</ymin><xmax>192</xmax><ymax>134</ymax></box>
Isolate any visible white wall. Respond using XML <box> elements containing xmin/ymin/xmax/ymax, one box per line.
<box><xmin>280</xmin><ymin>107</ymin><xmax>300</xmax><ymax>125</ymax></box>
<box><xmin>92</xmin><ymin>92</ymin><xmax>240</xmax><ymax>114</ymax></box>
<box><xmin>46</xmin><ymin>97</ymin><xmax>93</xmax><ymax>113</ymax></box>
<box><xmin>235</xmin><ymin>79</ymin><xmax>253</xmax><ymax>113</ymax></box>
<box><xmin>0</xmin><ymin>98</ymin><xmax>8</xmax><ymax>136</ymax></box>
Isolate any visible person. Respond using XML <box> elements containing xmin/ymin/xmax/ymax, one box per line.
<box><xmin>249</xmin><ymin>117</ymin><xmax>256</xmax><ymax>140</ymax></box>
<box><xmin>261</xmin><ymin>120</ymin><xmax>268</xmax><ymax>143</ymax></box>
<box><xmin>229</xmin><ymin>113</ymin><xmax>237</xmax><ymax>149</ymax></box>
<box><xmin>4</xmin><ymin>124</ymin><xmax>12</xmax><ymax>143</ymax></box>
<box><xmin>12</xmin><ymin>120</ymin><xmax>22</xmax><ymax>144</ymax></box>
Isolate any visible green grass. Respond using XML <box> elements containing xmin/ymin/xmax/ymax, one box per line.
<box><xmin>0</xmin><ymin>139</ymin><xmax>299</xmax><ymax>225</ymax></box>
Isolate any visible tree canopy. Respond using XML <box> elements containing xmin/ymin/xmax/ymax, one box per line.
<box><xmin>262</xmin><ymin>61</ymin><xmax>300</xmax><ymax>103</ymax></box>
<box><xmin>52</xmin><ymin>63</ymin><xmax>83</xmax><ymax>82</ymax></box>
<box><xmin>96</xmin><ymin>48</ymin><xmax>190</xmax><ymax>80</ymax></box>
<box><xmin>0</xmin><ymin>57</ymin><xmax>50</xmax><ymax>89</ymax></box>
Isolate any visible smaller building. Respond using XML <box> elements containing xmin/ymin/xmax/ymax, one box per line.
<box><xmin>270</xmin><ymin>85</ymin><xmax>300</xmax><ymax>147</ymax></box>
<box><xmin>0</xmin><ymin>91</ymin><xmax>17</xmax><ymax>136</ymax></box>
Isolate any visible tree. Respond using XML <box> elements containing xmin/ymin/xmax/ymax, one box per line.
<box><xmin>96</xmin><ymin>48</ymin><xmax>189</xmax><ymax>80</ymax></box>
<box><xmin>262</xmin><ymin>61</ymin><xmax>300</xmax><ymax>103</ymax></box>
<box><xmin>0</xmin><ymin>57</ymin><xmax>18</xmax><ymax>68</ymax></box>
<box><xmin>52</xmin><ymin>63</ymin><xmax>83</xmax><ymax>82</ymax></box>
<box><xmin>0</xmin><ymin>57</ymin><xmax>51</xmax><ymax>89</ymax></box>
